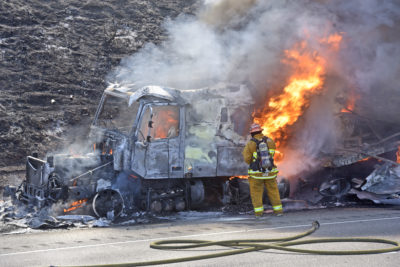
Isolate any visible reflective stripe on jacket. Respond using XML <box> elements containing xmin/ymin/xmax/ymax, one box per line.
<box><xmin>242</xmin><ymin>133</ymin><xmax>278</xmax><ymax>179</ymax></box>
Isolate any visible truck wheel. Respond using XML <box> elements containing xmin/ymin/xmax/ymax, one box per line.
<box><xmin>92</xmin><ymin>189</ymin><xmax>124</xmax><ymax>219</ymax></box>
<box><xmin>189</xmin><ymin>180</ymin><xmax>205</xmax><ymax>208</ymax></box>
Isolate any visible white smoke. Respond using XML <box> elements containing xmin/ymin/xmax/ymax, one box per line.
<box><xmin>109</xmin><ymin>0</ymin><xmax>400</xmax><ymax>177</ymax></box>
<box><xmin>112</xmin><ymin>17</ymin><xmax>228</xmax><ymax>89</ymax></box>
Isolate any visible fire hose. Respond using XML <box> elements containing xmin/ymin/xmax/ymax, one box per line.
<box><xmin>57</xmin><ymin>221</ymin><xmax>400</xmax><ymax>267</ymax></box>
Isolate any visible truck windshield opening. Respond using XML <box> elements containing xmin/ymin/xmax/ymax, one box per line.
<box><xmin>96</xmin><ymin>95</ymin><xmax>139</xmax><ymax>134</ymax></box>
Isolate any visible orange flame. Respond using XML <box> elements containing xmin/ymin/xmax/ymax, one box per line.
<box><xmin>397</xmin><ymin>146</ymin><xmax>400</xmax><ymax>164</ymax></box>
<box><xmin>358</xmin><ymin>157</ymin><xmax>371</xmax><ymax>162</ymax></box>
<box><xmin>253</xmin><ymin>34</ymin><xmax>342</xmax><ymax>162</ymax></box>
<box><xmin>101</xmin><ymin>147</ymin><xmax>113</xmax><ymax>155</ymax></box>
<box><xmin>274</xmin><ymin>149</ymin><xmax>284</xmax><ymax>162</ymax></box>
<box><xmin>320</xmin><ymin>33</ymin><xmax>343</xmax><ymax>51</ymax></box>
<box><xmin>63</xmin><ymin>198</ymin><xmax>88</xmax><ymax>213</ymax></box>
<box><xmin>341</xmin><ymin>89</ymin><xmax>359</xmax><ymax>113</ymax></box>
<box><xmin>254</xmin><ymin>41</ymin><xmax>326</xmax><ymax>146</ymax></box>
<box><xmin>229</xmin><ymin>175</ymin><xmax>248</xmax><ymax>180</ymax></box>
<box><xmin>341</xmin><ymin>100</ymin><xmax>355</xmax><ymax>113</ymax></box>
<box><xmin>154</xmin><ymin>109</ymin><xmax>179</xmax><ymax>139</ymax></box>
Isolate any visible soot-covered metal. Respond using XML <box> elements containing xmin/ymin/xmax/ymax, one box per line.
<box><xmin>3</xmin><ymin>83</ymin><xmax>400</xmax><ymax>226</ymax></box>
<box><xmin>5</xmin><ymin>83</ymin><xmax>284</xmax><ymax>221</ymax></box>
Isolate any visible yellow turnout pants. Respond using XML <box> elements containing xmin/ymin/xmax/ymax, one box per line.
<box><xmin>248</xmin><ymin>177</ymin><xmax>283</xmax><ymax>216</ymax></box>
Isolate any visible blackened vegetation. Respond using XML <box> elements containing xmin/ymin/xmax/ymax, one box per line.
<box><xmin>0</xmin><ymin>0</ymin><xmax>197</xmax><ymax>174</ymax></box>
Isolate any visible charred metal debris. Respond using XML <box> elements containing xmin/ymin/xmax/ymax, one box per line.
<box><xmin>308</xmin><ymin>109</ymin><xmax>400</xmax><ymax>206</ymax></box>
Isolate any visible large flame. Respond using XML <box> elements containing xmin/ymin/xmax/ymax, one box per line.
<box><xmin>253</xmin><ymin>34</ymin><xmax>342</xmax><ymax>160</ymax></box>
<box><xmin>397</xmin><ymin>146</ymin><xmax>400</xmax><ymax>164</ymax></box>
<box><xmin>254</xmin><ymin>41</ymin><xmax>326</xmax><ymax>146</ymax></box>
<box><xmin>254</xmin><ymin>34</ymin><xmax>342</xmax><ymax>153</ymax></box>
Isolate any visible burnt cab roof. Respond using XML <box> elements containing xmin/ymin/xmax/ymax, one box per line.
<box><xmin>104</xmin><ymin>83</ymin><xmax>254</xmax><ymax>107</ymax></box>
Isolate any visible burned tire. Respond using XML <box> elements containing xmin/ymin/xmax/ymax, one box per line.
<box><xmin>190</xmin><ymin>180</ymin><xmax>205</xmax><ymax>208</ymax></box>
<box><xmin>238</xmin><ymin>179</ymin><xmax>251</xmax><ymax>202</ymax></box>
<box><xmin>228</xmin><ymin>178</ymin><xmax>251</xmax><ymax>204</ymax></box>
<box><xmin>278</xmin><ymin>178</ymin><xmax>290</xmax><ymax>199</ymax></box>
<box><xmin>92</xmin><ymin>189</ymin><xmax>124</xmax><ymax>219</ymax></box>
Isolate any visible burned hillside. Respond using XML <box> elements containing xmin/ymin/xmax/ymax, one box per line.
<box><xmin>0</xmin><ymin>0</ymin><xmax>197</xmax><ymax>178</ymax></box>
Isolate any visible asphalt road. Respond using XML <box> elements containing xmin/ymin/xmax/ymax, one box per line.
<box><xmin>1</xmin><ymin>207</ymin><xmax>400</xmax><ymax>267</ymax></box>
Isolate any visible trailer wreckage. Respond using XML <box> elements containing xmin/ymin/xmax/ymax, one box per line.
<box><xmin>4</xmin><ymin>83</ymin><xmax>400</xmax><ymax>219</ymax></box>
<box><xmin>310</xmin><ymin>110</ymin><xmax>400</xmax><ymax>205</ymax></box>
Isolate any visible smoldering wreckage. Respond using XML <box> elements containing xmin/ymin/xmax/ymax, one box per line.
<box><xmin>2</xmin><ymin>0</ymin><xmax>400</xmax><ymax>231</ymax></box>
<box><xmin>1</xmin><ymin>82</ymin><xmax>400</xmax><ymax>230</ymax></box>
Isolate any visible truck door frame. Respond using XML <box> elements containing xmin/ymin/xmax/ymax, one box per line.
<box><xmin>132</xmin><ymin>102</ymin><xmax>184</xmax><ymax>179</ymax></box>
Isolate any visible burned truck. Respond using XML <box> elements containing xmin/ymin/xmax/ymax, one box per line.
<box><xmin>8</xmin><ymin>82</ymin><xmax>400</xmax><ymax>217</ymax></box>
<box><xmin>15</xmin><ymin>83</ymin><xmax>286</xmax><ymax>217</ymax></box>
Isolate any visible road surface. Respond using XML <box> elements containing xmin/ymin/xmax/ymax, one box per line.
<box><xmin>1</xmin><ymin>207</ymin><xmax>400</xmax><ymax>267</ymax></box>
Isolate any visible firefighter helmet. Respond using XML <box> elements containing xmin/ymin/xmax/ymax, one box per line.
<box><xmin>250</xmin><ymin>123</ymin><xmax>262</xmax><ymax>133</ymax></box>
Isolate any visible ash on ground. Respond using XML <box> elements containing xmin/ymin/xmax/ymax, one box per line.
<box><xmin>0</xmin><ymin>197</ymin><xmax>153</xmax><ymax>234</ymax></box>
<box><xmin>0</xmin><ymin>196</ymin><xmax>317</xmax><ymax>234</ymax></box>
<box><xmin>2</xmin><ymin>162</ymin><xmax>400</xmax><ymax>233</ymax></box>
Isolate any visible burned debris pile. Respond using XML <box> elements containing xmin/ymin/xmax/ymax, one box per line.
<box><xmin>0</xmin><ymin>194</ymin><xmax>153</xmax><ymax>232</ymax></box>
<box><xmin>317</xmin><ymin>163</ymin><xmax>400</xmax><ymax>206</ymax></box>
<box><xmin>0</xmin><ymin>200</ymin><xmax>152</xmax><ymax>232</ymax></box>
<box><xmin>349</xmin><ymin>163</ymin><xmax>400</xmax><ymax>205</ymax></box>
<box><xmin>315</xmin><ymin>109</ymin><xmax>400</xmax><ymax>205</ymax></box>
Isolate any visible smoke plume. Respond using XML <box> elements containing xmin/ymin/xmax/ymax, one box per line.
<box><xmin>109</xmin><ymin>0</ymin><xmax>400</xmax><ymax>177</ymax></box>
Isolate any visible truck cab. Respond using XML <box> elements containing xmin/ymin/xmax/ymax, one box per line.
<box><xmin>91</xmin><ymin>84</ymin><xmax>253</xmax><ymax>180</ymax></box>
<box><xmin>17</xmin><ymin>83</ymin><xmax>287</xmax><ymax>217</ymax></box>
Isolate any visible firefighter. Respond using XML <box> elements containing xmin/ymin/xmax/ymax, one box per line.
<box><xmin>242</xmin><ymin>123</ymin><xmax>283</xmax><ymax>217</ymax></box>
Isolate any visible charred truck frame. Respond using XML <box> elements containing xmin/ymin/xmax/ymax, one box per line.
<box><xmin>16</xmin><ymin>84</ymin><xmax>288</xmax><ymax>218</ymax></box>
<box><xmin>9</xmin><ymin>83</ymin><xmax>400</xmax><ymax>217</ymax></box>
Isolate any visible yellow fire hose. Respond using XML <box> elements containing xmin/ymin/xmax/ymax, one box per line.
<box><xmin>59</xmin><ymin>221</ymin><xmax>400</xmax><ymax>267</ymax></box>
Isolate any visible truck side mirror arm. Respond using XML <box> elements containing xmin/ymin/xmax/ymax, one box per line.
<box><xmin>146</xmin><ymin>106</ymin><xmax>153</xmax><ymax>142</ymax></box>
<box><xmin>137</xmin><ymin>140</ymin><xmax>149</xmax><ymax>148</ymax></box>
<box><xmin>146</xmin><ymin>120</ymin><xmax>153</xmax><ymax>142</ymax></box>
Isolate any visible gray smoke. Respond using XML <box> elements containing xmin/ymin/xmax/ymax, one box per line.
<box><xmin>109</xmin><ymin>0</ymin><xmax>400</xmax><ymax>177</ymax></box>
<box><xmin>199</xmin><ymin>0</ymin><xmax>257</xmax><ymax>28</ymax></box>
<box><xmin>280</xmin><ymin>0</ymin><xmax>400</xmax><ymax>177</ymax></box>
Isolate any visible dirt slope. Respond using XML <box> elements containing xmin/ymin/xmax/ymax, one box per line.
<box><xmin>0</xmin><ymin>0</ymin><xmax>197</xmax><ymax>180</ymax></box>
